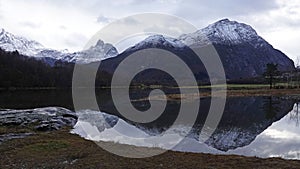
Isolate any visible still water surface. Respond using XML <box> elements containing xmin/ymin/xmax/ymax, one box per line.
<box><xmin>1</xmin><ymin>89</ymin><xmax>299</xmax><ymax>159</ymax></box>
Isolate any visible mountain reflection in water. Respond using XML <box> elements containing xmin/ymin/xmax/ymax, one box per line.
<box><xmin>1</xmin><ymin>89</ymin><xmax>300</xmax><ymax>159</ymax></box>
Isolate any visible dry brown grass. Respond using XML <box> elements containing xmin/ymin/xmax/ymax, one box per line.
<box><xmin>1</xmin><ymin>127</ymin><xmax>300</xmax><ymax>169</ymax></box>
<box><xmin>132</xmin><ymin>89</ymin><xmax>300</xmax><ymax>102</ymax></box>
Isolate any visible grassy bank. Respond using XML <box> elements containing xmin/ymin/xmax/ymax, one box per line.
<box><xmin>132</xmin><ymin>88</ymin><xmax>300</xmax><ymax>102</ymax></box>
<box><xmin>1</xmin><ymin>126</ymin><xmax>300</xmax><ymax>169</ymax></box>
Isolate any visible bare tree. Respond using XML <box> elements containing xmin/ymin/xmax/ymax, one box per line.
<box><xmin>296</xmin><ymin>56</ymin><xmax>300</xmax><ymax>88</ymax></box>
<box><xmin>290</xmin><ymin>103</ymin><xmax>300</xmax><ymax>126</ymax></box>
<box><xmin>296</xmin><ymin>56</ymin><xmax>300</xmax><ymax>68</ymax></box>
<box><xmin>264</xmin><ymin>63</ymin><xmax>279</xmax><ymax>89</ymax></box>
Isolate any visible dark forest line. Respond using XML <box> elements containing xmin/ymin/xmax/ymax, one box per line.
<box><xmin>2</xmin><ymin>48</ymin><xmax>295</xmax><ymax>89</ymax></box>
<box><xmin>0</xmin><ymin>49</ymin><xmax>75</xmax><ymax>88</ymax></box>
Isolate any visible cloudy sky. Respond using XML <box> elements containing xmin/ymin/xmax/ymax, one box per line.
<box><xmin>0</xmin><ymin>0</ymin><xmax>299</xmax><ymax>62</ymax></box>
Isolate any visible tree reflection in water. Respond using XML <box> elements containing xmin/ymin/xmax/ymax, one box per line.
<box><xmin>290</xmin><ymin>102</ymin><xmax>300</xmax><ymax>126</ymax></box>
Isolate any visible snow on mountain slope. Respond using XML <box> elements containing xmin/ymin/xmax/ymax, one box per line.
<box><xmin>119</xmin><ymin>18</ymin><xmax>294</xmax><ymax>80</ymax></box>
<box><xmin>0</xmin><ymin>28</ymin><xmax>118</xmax><ymax>65</ymax></box>
<box><xmin>131</xmin><ymin>34</ymin><xmax>186</xmax><ymax>49</ymax></box>
<box><xmin>179</xmin><ymin>19</ymin><xmax>267</xmax><ymax>47</ymax></box>
<box><xmin>128</xmin><ymin>19</ymin><xmax>268</xmax><ymax>51</ymax></box>
<box><xmin>0</xmin><ymin>28</ymin><xmax>44</xmax><ymax>56</ymax></box>
<box><xmin>34</xmin><ymin>40</ymin><xmax>118</xmax><ymax>64</ymax></box>
<box><xmin>66</xmin><ymin>40</ymin><xmax>118</xmax><ymax>63</ymax></box>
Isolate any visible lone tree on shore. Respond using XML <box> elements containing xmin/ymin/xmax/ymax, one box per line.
<box><xmin>264</xmin><ymin>63</ymin><xmax>279</xmax><ymax>89</ymax></box>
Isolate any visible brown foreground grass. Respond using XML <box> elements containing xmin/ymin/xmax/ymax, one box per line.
<box><xmin>1</xmin><ymin>127</ymin><xmax>300</xmax><ymax>169</ymax></box>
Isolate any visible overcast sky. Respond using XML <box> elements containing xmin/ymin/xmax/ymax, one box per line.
<box><xmin>0</xmin><ymin>0</ymin><xmax>299</xmax><ymax>62</ymax></box>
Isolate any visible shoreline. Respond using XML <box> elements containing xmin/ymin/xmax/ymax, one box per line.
<box><xmin>131</xmin><ymin>88</ymin><xmax>300</xmax><ymax>102</ymax></box>
<box><xmin>1</xmin><ymin>127</ymin><xmax>300</xmax><ymax>169</ymax></box>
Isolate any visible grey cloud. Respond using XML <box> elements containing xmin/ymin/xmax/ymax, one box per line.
<box><xmin>19</xmin><ymin>21</ymin><xmax>41</xmax><ymax>29</ymax></box>
<box><xmin>96</xmin><ymin>15</ymin><xmax>140</xmax><ymax>25</ymax></box>
<box><xmin>60</xmin><ymin>25</ymin><xmax>67</xmax><ymax>30</ymax></box>
<box><xmin>278</xmin><ymin>17</ymin><xmax>300</xmax><ymax>28</ymax></box>
<box><xmin>181</xmin><ymin>0</ymin><xmax>278</xmax><ymax>15</ymax></box>
<box><xmin>2</xmin><ymin>0</ymin><xmax>298</xmax><ymax>61</ymax></box>
<box><xmin>143</xmin><ymin>25</ymin><xmax>183</xmax><ymax>37</ymax></box>
<box><xmin>143</xmin><ymin>24</ymin><xmax>189</xmax><ymax>36</ymax></box>
<box><xmin>0</xmin><ymin>1</ymin><xmax>3</xmax><ymax>19</ymax></box>
<box><xmin>97</xmin><ymin>15</ymin><xmax>113</xmax><ymax>23</ymax></box>
<box><xmin>121</xmin><ymin>17</ymin><xmax>140</xmax><ymax>25</ymax></box>
<box><xmin>20</xmin><ymin>0</ymin><xmax>279</xmax><ymax>21</ymax></box>
<box><xmin>173</xmin><ymin>0</ymin><xmax>279</xmax><ymax>25</ymax></box>
<box><xmin>263</xmin><ymin>16</ymin><xmax>300</xmax><ymax>31</ymax></box>
<box><xmin>64</xmin><ymin>32</ymin><xmax>88</xmax><ymax>49</ymax></box>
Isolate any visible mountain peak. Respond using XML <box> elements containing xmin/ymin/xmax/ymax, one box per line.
<box><xmin>205</xmin><ymin>19</ymin><xmax>259</xmax><ymax>38</ymax></box>
<box><xmin>216</xmin><ymin>18</ymin><xmax>230</xmax><ymax>23</ymax></box>
<box><xmin>128</xmin><ymin>34</ymin><xmax>186</xmax><ymax>51</ymax></box>
<box><xmin>179</xmin><ymin>19</ymin><xmax>263</xmax><ymax>47</ymax></box>
<box><xmin>210</xmin><ymin>18</ymin><xmax>246</xmax><ymax>28</ymax></box>
<box><xmin>95</xmin><ymin>39</ymin><xmax>105</xmax><ymax>47</ymax></box>
<box><xmin>0</xmin><ymin>28</ymin><xmax>5</xmax><ymax>34</ymax></box>
<box><xmin>0</xmin><ymin>28</ymin><xmax>119</xmax><ymax>64</ymax></box>
<box><xmin>0</xmin><ymin>28</ymin><xmax>44</xmax><ymax>56</ymax></box>
<box><xmin>142</xmin><ymin>35</ymin><xmax>168</xmax><ymax>44</ymax></box>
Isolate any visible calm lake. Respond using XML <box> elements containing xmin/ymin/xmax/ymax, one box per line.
<box><xmin>1</xmin><ymin>89</ymin><xmax>300</xmax><ymax>159</ymax></box>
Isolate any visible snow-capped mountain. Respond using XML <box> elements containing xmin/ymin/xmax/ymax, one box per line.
<box><xmin>128</xmin><ymin>19</ymin><xmax>269</xmax><ymax>50</ymax></box>
<box><xmin>69</xmin><ymin>40</ymin><xmax>118</xmax><ymax>63</ymax></box>
<box><xmin>111</xmin><ymin>18</ymin><xmax>294</xmax><ymax>80</ymax></box>
<box><xmin>0</xmin><ymin>28</ymin><xmax>118</xmax><ymax>65</ymax></box>
<box><xmin>179</xmin><ymin>19</ymin><xmax>266</xmax><ymax>46</ymax></box>
<box><xmin>0</xmin><ymin>28</ymin><xmax>44</xmax><ymax>56</ymax></box>
<box><xmin>34</xmin><ymin>40</ymin><xmax>118</xmax><ymax>64</ymax></box>
<box><xmin>131</xmin><ymin>34</ymin><xmax>186</xmax><ymax>50</ymax></box>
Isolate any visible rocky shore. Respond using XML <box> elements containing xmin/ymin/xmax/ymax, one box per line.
<box><xmin>0</xmin><ymin>107</ymin><xmax>77</xmax><ymax>144</ymax></box>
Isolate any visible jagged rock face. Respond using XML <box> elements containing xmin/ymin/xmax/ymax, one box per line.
<box><xmin>0</xmin><ymin>107</ymin><xmax>77</xmax><ymax>131</ymax></box>
<box><xmin>0</xmin><ymin>29</ymin><xmax>118</xmax><ymax>65</ymax></box>
<box><xmin>100</xmin><ymin>19</ymin><xmax>295</xmax><ymax>81</ymax></box>
<box><xmin>67</xmin><ymin>40</ymin><xmax>118</xmax><ymax>64</ymax></box>
<box><xmin>99</xmin><ymin>35</ymin><xmax>209</xmax><ymax>85</ymax></box>
<box><xmin>32</xmin><ymin>40</ymin><xmax>119</xmax><ymax>64</ymax></box>
<box><xmin>179</xmin><ymin>19</ymin><xmax>295</xmax><ymax>79</ymax></box>
<box><xmin>180</xmin><ymin>19</ymin><xmax>263</xmax><ymax>46</ymax></box>
<box><xmin>0</xmin><ymin>28</ymin><xmax>44</xmax><ymax>56</ymax></box>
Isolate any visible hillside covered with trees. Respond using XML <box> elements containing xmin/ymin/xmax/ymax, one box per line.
<box><xmin>0</xmin><ymin>49</ymin><xmax>74</xmax><ymax>88</ymax></box>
